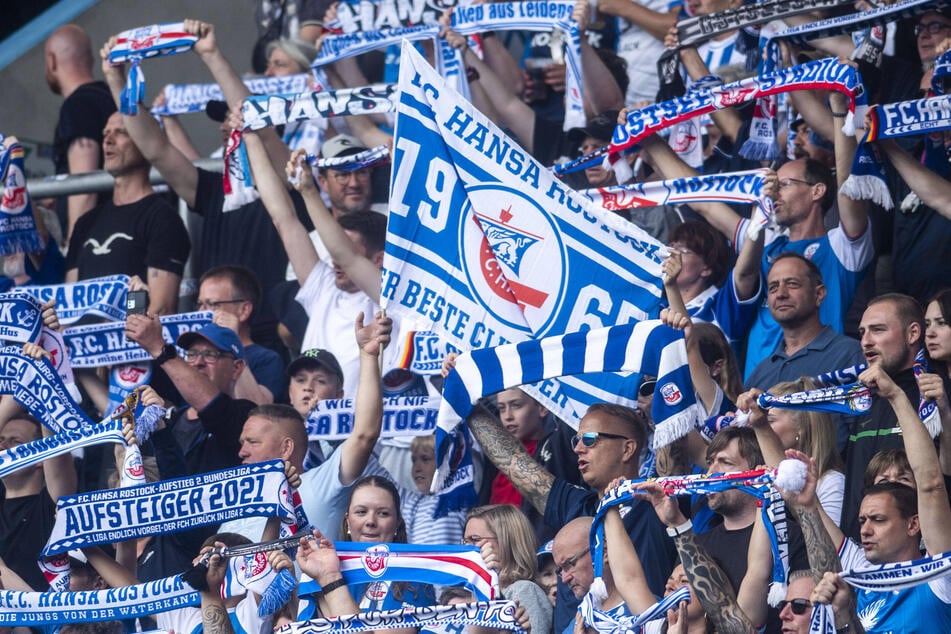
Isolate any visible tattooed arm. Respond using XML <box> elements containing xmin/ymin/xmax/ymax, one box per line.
<box><xmin>632</xmin><ymin>481</ymin><xmax>755</xmax><ymax>634</ymax></box>
<box><xmin>199</xmin><ymin>545</ymin><xmax>237</xmax><ymax>634</ymax></box>
<box><xmin>467</xmin><ymin>405</ymin><xmax>554</xmax><ymax>514</ymax></box>
<box><xmin>674</xmin><ymin>531</ymin><xmax>757</xmax><ymax>634</ymax></box>
<box><xmin>780</xmin><ymin>451</ymin><xmax>842</xmax><ymax>581</ymax></box>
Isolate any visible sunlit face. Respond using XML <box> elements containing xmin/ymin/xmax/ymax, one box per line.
<box><xmin>767</xmin><ymin>408</ymin><xmax>800</xmax><ymax>450</ymax></box>
<box><xmin>317</xmin><ymin>168</ymin><xmax>372</xmax><ymax>216</ymax></box>
<box><xmin>859</xmin><ymin>301</ymin><xmax>918</xmax><ymax>374</ymax></box>
<box><xmin>197</xmin><ymin>277</ymin><xmax>249</xmax><ymax>322</ymax></box>
<box><xmin>663</xmin><ymin>564</ymin><xmax>703</xmax><ymax>622</ymax></box>
<box><xmin>266</xmin><ymin>47</ymin><xmax>303</xmax><ymax>77</ymax></box>
<box><xmin>496</xmin><ymin>388</ymin><xmax>547</xmax><ymax>440</ymax></box>
<box><xmin>288</xmin><ymin>367</ymin><xmax>342</xmax><ymax>416</ymax></box>
<box><xmin>774</xmin><ymin>160</ymin><xmax>820</xmax><ymax>227</ymax></box>
<box><xmin>707</xmin><ymin>439</ymin><xmax>754</xmax><ymax>516</ymax></box>
<box><xmin>779</xmin><ymin>576</ymin><xmax>815</xmax><ymax>634</ymax></box>
<box><xmin>238</xmin><ymin>416</ymin><xmax>289</xmax><ymax>464</ymax></box>
<box><xmin>925</xmin><ymin>300</ymin><xmax>951</xmax><ymax>363</ymax></box>
<box><xmin>916</xmin><ymin>12</ymin><xmax>951</xmax><ymax>64</ymax></box>
<box><xmin>669</xmin><ymin>241</ymin><xmax>711</xmax><ymax>291</ymax></box>
<box><xmin>581</xmin><ymin>137</ymin><xmax>615</xmax><ymax>188</ymax></box>
<box><xmin>411</xmin><ymin>446</ymin><xmax>437</xmax><ymax>493</ymax></box>
<box><xmin>346</xmin><ymin>485</ymin><xmax>400</xmax><ymax>542</ymax></box>
<box><xmin>858</xmin><ymin>492</ymin><xmax>919</xmax><ymax>564</ymax></box>
<box><xmin>573</xmin><ymin>411</ymin><xmax>636</xmax><ymax>490</ymax></box>
<box><xmin>102</xmin><ymin>112</ymin><xmax>147</xmax><ymax>176</ymax></box>
<box><xmin>552</xmin><ymin>534</ymin><xmax>593</xmax><ymax>599</ymax></box>
<box><xmin>766</xmin><ymin>257</ymin><xmax>824</xmax><ymax>328</ymax></box>
<box><xmin>873</xmin><ymin>465</ymin><xmax>916</xmax><ymax>489</ymax></box>
<box><xmin>185</xmin><ymin>343</ymin><xmax>241</xmax><ymax>393</ymax></box>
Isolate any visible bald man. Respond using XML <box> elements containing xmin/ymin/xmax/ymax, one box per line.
<box><xmin>45</xmin><ymin>24</ymin><xmax>116</xmax><ymax>238</ymax></box>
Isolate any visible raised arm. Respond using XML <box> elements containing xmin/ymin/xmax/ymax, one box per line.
<box><xmin>633</xmin><ymin>481</ymin><xmax>756</xmax><ymax>633</ymax></box>
<box><xmin>829</xmin><ymin>90</ymin><xmax>868</xmax><ymax>239</ymax></box>
<box><xmin>860</xmin><ymin>364</ymin><xmax>951</xmax><ymax>553</ymax></box>
<box><xmin>467</xmin><ymin>405</ymin><xmax>555</xmax><ymax>514</ymax></box>
<box><xmin>878</xmin><ymin>138</ymin><xmax>951</xmax><ymax>218</ymax></box>
<box><xmin>599</xmin><ymin>0</ymin><xmax>677</xmax><ymax>41</ymax></box>
<box><xmin>637</xmin><ymin>133</ymin><xmax>743</xmax><ymax>239</ymax></box>
<box><xmin>242</xmin><ymin>126</ymin><xmax>318</xmax><ymax>283</ymax></box>
<box><xmin>575</xmin><ymin>0</ymin><xmax>623</xmax><ymax>114</ymax></box>
<box><xmin>287</xmin><ymin>148</ymin><xmax>383</xmax><ymax>302</ymax></box>
<box><xmin>337</xmin><ymin>312</ymin><xmax>390</xmax><ymax>485</ymax></box>
<box><xmin>66</xmin><ymin>137</ymin><xmax>102</xmax><ymax>239</ymax></box>
<box><xmin>779</xmin><ymin>451</ymin><xmax>843</xmax><ymax>581</ymax></box>
<box><xmin>199</xmin><ymin>545</ymin><xmax>238</xmax><ymax>634</ymax></box>
<box><xmin>737</xmin><ymin>512</ymin><xmax>772</xmax><ymax>628</ymax></box>
<box><xmin>602</xmin><ymin>490</ymin><xmax>659</xmax><ymax>612</ymax></box>
<box><xmin>100</xmin><ymin>36</ymin><xmax>199</xmax><ymax>207</ymax></box>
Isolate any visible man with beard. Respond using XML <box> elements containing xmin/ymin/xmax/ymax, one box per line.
<box><xmin>841</xmin><ymin>293</ymin><xmax>932</xmax><ymax>540</ymax></box>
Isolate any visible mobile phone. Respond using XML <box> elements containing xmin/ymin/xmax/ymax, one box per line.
<box><xmin>127</xmin><ymin>290</ymin><xmax>150</xmax><ymax>315</ymax></box>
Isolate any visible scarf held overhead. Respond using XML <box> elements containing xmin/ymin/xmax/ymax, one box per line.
<box><xmin>307</xmin><ymin>396</ymin><xmax>440</xmax><ymax>441</ymax></box>
<box><xmin>241</xmin><ymin>84</ymin><xmax>398</xmax><ymax>131</ymax></box>
<box><xmin>0</xmin><ymin>141</ymin><xmax>43</xmax><ymax>255</ymax></box>
<box><xmin>154</xmin><ymin>73</ymin><xmax>313</xmax><ymax>116</ymax></box>
<box><xmin>0</xmin><ymin>346</ymin><xmax>93</xmax><ymax>432</ymax></box>
<box><xmin>385</xmin><ymin>42</ymin><xmax>670</xmax><ymax>429</ymax></box>
<box><xmin>108</xmin><ymin>22</ymin><xmax>198</xmax><ymax>114</ymax></box>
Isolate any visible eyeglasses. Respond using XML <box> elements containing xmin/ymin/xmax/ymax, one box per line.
<box><xmin>778</xmin><ymin>177</ymin><xmax>815</xmax><ymax>189</ymax></box>
<box><xmin>184</xmin><ymin>349</ymin><xmax>234</xmax><ymax>364</ymax></box>
<box><xmin>571</xmin><ymin>431</ymin><xmax>631</xmax><ymax>448</ymax></box>
<box><xmin>196</xmin><ymin>299</ymin><xmax>247</xmax><ymax>310</ymax></box>
<box><xmin>915</xmin><ymin>21</ymin><xmax>951</xmax><ymax>37</ymax></box>
<box><xmin>555</xmin><ymin>547</ymin><xmax>591</xmax><ymax>578</ymax></box>
<box><xmin>329</xmin><ymin>169</ymin><xmax>371</xmax><ymax>183</ymax></box>
<box><xmin>462</xmin><ymin>534</ymin><xmax>496</xmax><ymax>546</ymax></box>
<box><xmin>666</xmin><ymin>245</ymin><xmax>696</xmax><ymax>256</ymax></box>
<box><xmin>777</xmin><ymin>598</ymin><xmax>813</xmax><ymax>615</ymax></box>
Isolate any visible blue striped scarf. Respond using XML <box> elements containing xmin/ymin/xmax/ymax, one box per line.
<box><xmin>17</xmin><ymin>275</ymin><xmax>129</xmax><ymax>324</ymax></box>
<box><xmin>153</xmin><ymin>73</ymin><xmax>313</xmax><ymax>116</ymax></box>
<box><xmin>241</xmin><ymin>84</ymin><xmax>397</xmax><ymax>131</ymax></box>
<box><xmin>435</xmin><ymin>321</ymin><xmax>702</xmax><ymax>505</ymax></box>
<box><xmin>0</xmin><ymin>291</ymin><xmax>43</xmax><ymax>343</ymax></box>
<box><xmin>286</xmin><ymin>601</ymin><xmax>523</xmax><ymax>634</ymax></box>
<box><xmin>108</xmin><ymin>22</ymin><xmax>197</xmax><ymax>115</ymax></box>
<box><xmin>307</xmin><ymin>396</ymin><xmax>438</xmax><ymax>441</ymax></box>
<box><xmin>579</xmin><ymin>586</ymin><xmax>691</xmax><ymax>634</ymax></box>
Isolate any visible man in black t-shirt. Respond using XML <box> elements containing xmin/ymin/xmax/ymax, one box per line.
<box><xmin>65</xmin><ymin>112</ymin><xmax>189</xmax><ymax>316</ymax></box>
<box><xmin>46</xmin><ymin>24</ymin><xmax>117</xmax><ymax>240</ymax></box>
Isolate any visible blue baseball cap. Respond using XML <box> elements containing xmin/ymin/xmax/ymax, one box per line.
<box><xmin>177</xmin><ymin>324</ymin><xmax>244</xmax><ymax>360</ymax></box>
<box><xmin>537</xmin><ymin>540</ymin><xmax>554</xmax><ymax>559</ymax></box>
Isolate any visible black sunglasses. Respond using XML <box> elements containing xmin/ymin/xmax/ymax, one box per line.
<box><xmin>638</xmin><ymin>380</ymin><xmax>657</xmax><ymax>398</ymax></box>
<box><xmin>777</xmin><ymin>598</ymin><xmax>812</xmax><ymax>615</ymax></box>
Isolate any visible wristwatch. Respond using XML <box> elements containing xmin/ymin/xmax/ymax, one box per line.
<box><xmin>153</xmin><ymin>343</ymin><xmax>178</xmax><ymax>365</ymax></box>
<box><xmin>666</xmin><ymin>518</ymin><xmax>693</xmax><ymax>537</ymax></box>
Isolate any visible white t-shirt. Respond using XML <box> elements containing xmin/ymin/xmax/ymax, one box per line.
<box><xmin>616</xmin><ymin>0</ymin><xmax>681</xmax><ymax>103</ymax></box>
<box><xmin>296</xmin><ymin>260</ymin><xmax>401</xmax><ymax>396</ymax></box>
<box><xmin>157</xmin><ymin>593</ymin><xmax>269</xmax><ymax>634</ymax></box>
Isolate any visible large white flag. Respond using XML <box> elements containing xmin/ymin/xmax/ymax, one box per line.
<box><xmin>382</xmin><ymin>42</ymin><xmax>670</xmax><ymax>427</ymax></box>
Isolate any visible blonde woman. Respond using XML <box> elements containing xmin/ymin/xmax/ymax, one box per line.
<box><xmin>464</xmin><ymin>505</ymin><xmax>553</xmax><ymax>634</ymax></box>
<box><xmin>738</xmin><ymin>377</ymin><xmax>846</xmax><ymax>525</ymax></box>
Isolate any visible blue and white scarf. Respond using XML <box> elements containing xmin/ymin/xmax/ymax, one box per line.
<box><xmin>579</xmin><ymin>586</ymin><xmax>691</xmax><ymax>634</ymax></box>
<box><xmin>810</xmin><ymin>550</ymin><xmax>951</xmax><ymax>633</ymax></box>
<box><xmin>598</xmin><ymin>58</ymin><xmax>867</xmax><ymax>183</ymax></box>
<box><xmin>17</xmin><ymin>275</ymin><xmax>129</xmax><ymax>324</ymax></box>
<box><xmin>0</xmin><ymin>575</ymin><xmax>200</xmax><ymax>625</ymax></box>
<box><xmin>761</xmin><ymin>351</ymin><xmax>942</xmax><ymax>437</ymax></box>
<box><xmin>286</xmin><ymin>601</ymin><xmax>523</xmax><ymax>634</ymax></box>
<box><xmin>385</xmin><ymin>42</ymin><xmax>669</xmax><ymax>430</ymax></box>
<box><xmin>241</xmin><ymin>84</ymin><xmax>398</xmax><ymax>131</ymax></box>
<box><xmin>841</xmin><ymin>94</ymin><xmax>951</xmax><ymax>210</ymax></box>
<box><xmin>307</xmin><ymin>396</ymin><xmax>439</xmax><ymax>441</ymax></box>
<box><xmin>313</xmin><ymin>145</ymin><xmax>390</xmax><ymax>171</ymax></box>
<box><xmin>222</xmin><ymin>552</ymin><xmax>298</xmax><ymax>616</ymax></box>
<box><xmin>591</xmin><ymin>462</ymin><xmax>806</xmax><ymax>610</ymax></box>
<box><xmin>580</xmin><ymin>169</ymin><xmax>773</xmax><ymax>240</ymax></box>
<box><xmin>0</xmin><ymin>419</ymin><xmax>126</xmax><ymax>480</ymax></box>
<box><xmin>61</xmin><ymin>310</ymin><xmax>211</xmax><ymax>368</ymax></box>
<box><xmin>435</xmin><ymin>321</ymin><xmax>701</xmax><ymax>509</ymax></box>
<box><xmin>107</xmin><ymin>361</ymin><xmax>153</xmax><ymax>414</ymax></box>
<box><xmin>153</xmin><ymin>73</ymin><xmax>313</xmax><ymax>116</ymax></box>
<box><xmin>0</xmin><ymin>140</ymin><xmax>43</xmax><ymax>255</ymax></box>
<box><xmin>0</xmin><ymin>345</ymin><xmax>93</xmax><ymax>432</ymax></box>
<box><xmin>764</xmin><ymin>0</ymin><xmax>951</xmax><ymax>73</ymax></box>
<box><xmin>108</xmin><ymin>22</ymin><xmax>198</xmax><ymax>115</ymax></box>
<box><xmin>223</xmin><ymin>129</ymin><xmax>259</xmax><ymax>212</ymax></box>
<box><xmin>297</xmin><ymin>542</ymin><xmax>499</xmax><ymax>620</ymax></box>
<box><xmin>450</xmin><ymin>2</ymin><xmax>585</xmax><ymax>130</ymax></box>
<box><xmin>0</xmin><ymin>291</ymin><xmax>43</xmax><ymax>343</ymax></box>
<box><xmin>42</xmin><ymin>459</ymin><xmax>296</xmax><ymax>557</ymax></box>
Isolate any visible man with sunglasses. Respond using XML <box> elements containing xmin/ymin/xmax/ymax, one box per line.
<box><xmin>777</xmin><ymin>570</ymin><xmax>815</xmax><ymax>634</ymax></box>
<box><xmin>464</xmin><ymin>401</ymin><xmax>676</xmax><ymax>634</ymax></box>
<box><xmin>126</xmin><ymin>318</ymin><xmax>255</xmax><ymax>477</ymax></box>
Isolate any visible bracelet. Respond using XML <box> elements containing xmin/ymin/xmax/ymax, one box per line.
<box><xmin>666</xmin><ymin>518</ymin><xmax>693</xmax><ymax>537</ymax></box>
<box><xmin>830</xmin><ymin>111</ymin><xmax>848</xmax><ymax>118</ymax></box>
<box><xmin>153</xmin><ymin>343</ymin><xmax>178</xmax><ymax>366</ymax></box>
<box><xmin>319</xmin><ymin>577</ymin><xmax>348</xmax><ymax>595</ymax></box>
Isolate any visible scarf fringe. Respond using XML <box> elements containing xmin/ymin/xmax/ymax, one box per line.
<box><xmin>653</xmin><ymin>404</ymin><xmax>705</xmax><ymax>449</ymax></box>
<box><xmin>840</xmin><ymin>173</ymin><xmax>894</xmax><ymax>210</ymax></box>
<box><xmin>0</xmin><ymin>232</ymin><xmax>44</xmax><ymax>257</ymax></box>
<box><xmin>768</xmin><ymin>581</ymin><xmax>787</xmax><ymax>607</ymax></box>
<box><xmin>258</xmin><ymin>568</ymin><xmax>297</xmax><ymax>617</ymax></box>
<box><xmin>739</xmin><ymin>138</ymin><xmax>780</xmax><ymax>161</ymax></box>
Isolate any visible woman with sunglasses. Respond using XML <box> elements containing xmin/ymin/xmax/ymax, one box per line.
<box><xmin>463</xmin><ymin>505</ymin><xmax>553</xmax><ymax>634</ymax></box>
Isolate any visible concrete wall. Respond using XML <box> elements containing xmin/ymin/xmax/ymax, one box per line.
<box><xmin>0</xmin><ymin>0</ymin><xmax>258</xmax><ymax>177</ymax></box>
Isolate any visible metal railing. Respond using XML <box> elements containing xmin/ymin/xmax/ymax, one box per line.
<box><xmin>25</xmin><ymin>159</ymin><xmax>223</xmax><ymax>197</ymax></box>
